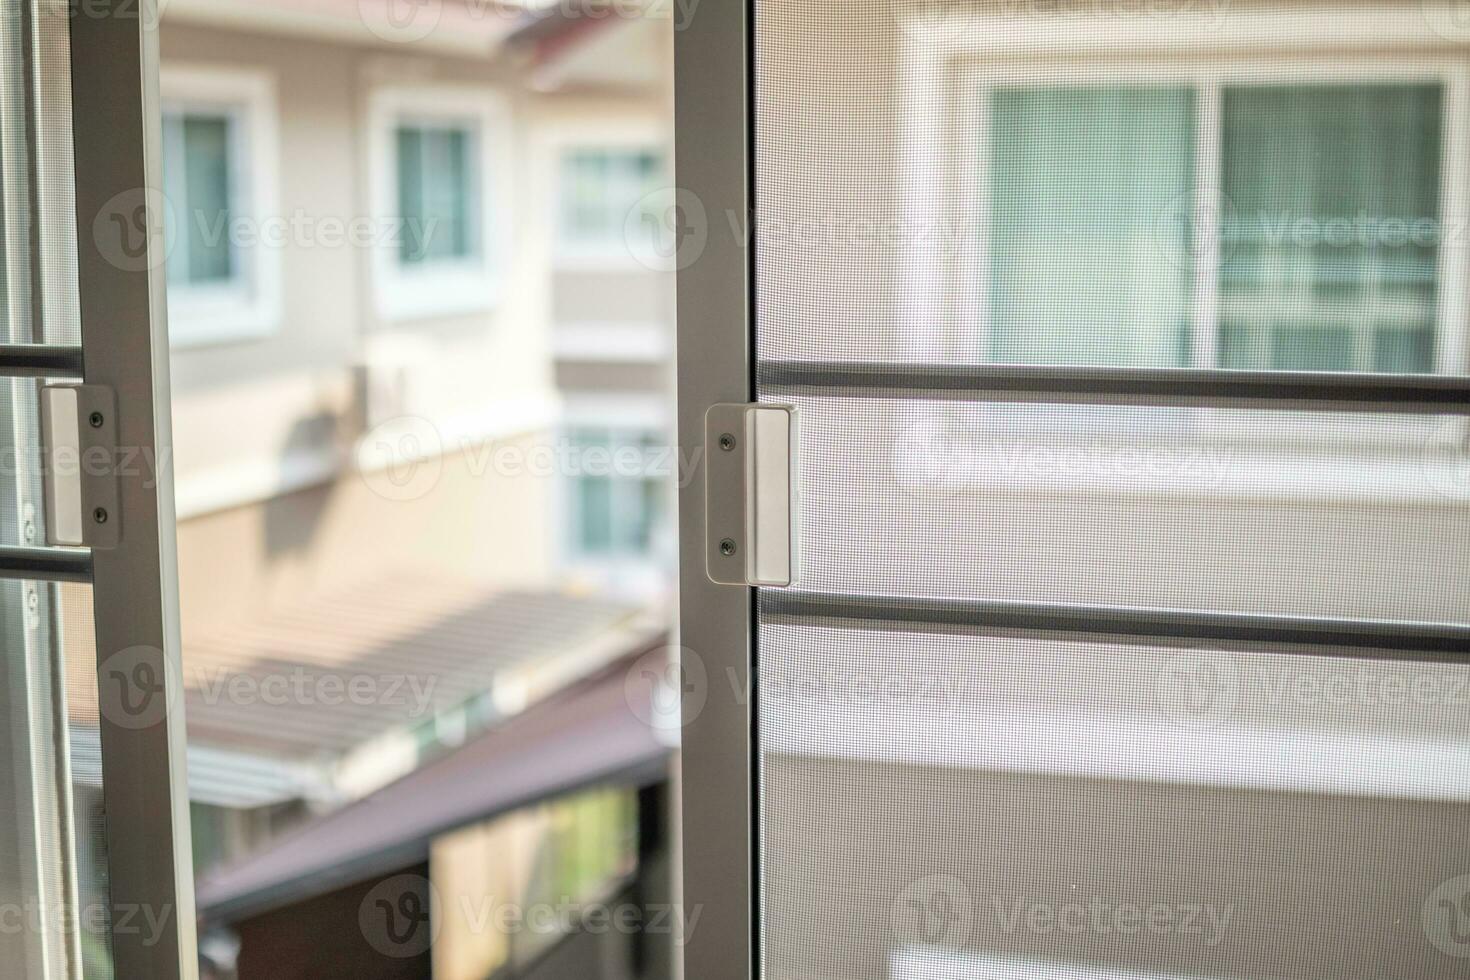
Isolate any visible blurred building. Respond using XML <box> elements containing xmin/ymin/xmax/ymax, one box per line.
<box><xmin>61</xmin><ymin>2</ymin><xmax>677</xmax><ymax>977</ymax></box>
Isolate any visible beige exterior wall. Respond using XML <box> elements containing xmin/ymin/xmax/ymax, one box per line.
<box><xmin>154</xmin><ymin>21</ymin><xmax>608</xmax><ymax>632</ymax></box>
<box><xmin>173</xmin><ymin>431</ymin><xmax>557</xmax><ymax>637</ymax></box>
<box><xmin>159</xmin><ymin>20</ymin><xmax>560</xmax><ymax>510</ymax></box>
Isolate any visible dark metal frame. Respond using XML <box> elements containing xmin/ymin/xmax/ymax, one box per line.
<box><xmin>763</xmin><ymin>361</ymin><xmax>1470</xmax><ymax>414</ymax></box>
<box><xmin>766</xmin><ymin>592</ymin><xmax>1470</xmax><ymax>663</ymax></box>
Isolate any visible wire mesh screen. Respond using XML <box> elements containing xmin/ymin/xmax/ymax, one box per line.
<box><xmin>752</xmin><ymin>3</ymin><xmax>1470</xmax><ymax>979</ymax></box>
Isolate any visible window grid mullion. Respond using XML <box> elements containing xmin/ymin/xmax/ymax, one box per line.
<box><xmin>1192</xmin><ymin>77</ymin><xmax>1222</xmax><ymax>370</ymax></box>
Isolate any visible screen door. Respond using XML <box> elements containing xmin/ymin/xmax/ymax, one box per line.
<box><xmin>677</xmin><ymin>4</ymin><xmax>1470</xmax><ymax>980</ymax></box>
<box><xmin>0</xmin><ymin>3</ymin><xmax>194</xmax><ymax>977</ymax></box>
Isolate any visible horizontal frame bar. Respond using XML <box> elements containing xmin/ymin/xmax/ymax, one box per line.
<box><xmin>0</xmin><ymin>546</ymin><xmax>91</xmax><ymax>583</ymax></box>
<box><xmin>0</xmin><ymin>344</ymin><xmax>84</xmax><ymax>379</ymax></box>
<box><xmin>765</xmin><ymin>591</ymin><xmax>1470</xmax><ymax>663</ymax></box>
<box><xmin>762</xmin><ymin>361</ymin><xmax>1470</xmax><ymax>415</ymax></box>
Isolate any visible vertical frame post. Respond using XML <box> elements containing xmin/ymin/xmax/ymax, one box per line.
<box><xmin>68</xmin><ymin>1</ymin><xmax>197</xmax><ymax>976</ymax></box>
<box><xmin>675</xmin><ymin>0</ymin><xmax>756</xmax><ymax>978</ymax></box>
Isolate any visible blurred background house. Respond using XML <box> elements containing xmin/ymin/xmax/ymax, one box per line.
<box><xmin>50</xmin><ymin>0</ymin><xmax>1470</xmax><ymax>978</ymax></box>
<box><xmin>59</xmin><ymin>1</ymin><xmax>679</xmax><ymax>977</ymax></box>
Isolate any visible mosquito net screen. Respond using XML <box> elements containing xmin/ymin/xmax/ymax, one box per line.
<box><xmin>752</xmin><ymin>3</ymin><xmax>1470</xmax><ymax>979</ymax></box>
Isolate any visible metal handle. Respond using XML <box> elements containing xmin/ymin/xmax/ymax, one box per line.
<box><xmin>705</xmin><ymin>403</ymin><xmax>800</xmax><ymax>587</ymax></box>
<box><xmin>39</xmin><ymin>384</ymin><xmax>120</xmax><ymax>549</ymax></box>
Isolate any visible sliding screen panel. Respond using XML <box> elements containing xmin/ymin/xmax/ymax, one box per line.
<box><xmin>745</xmin><ymin>5</ymin><xmax>1470</xmax><ymax>980</ymax></box>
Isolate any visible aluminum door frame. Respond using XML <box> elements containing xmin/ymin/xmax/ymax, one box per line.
<box><xmin>674</xmin><ymin>0</ymin><xmax>757</xmax><ymax>979</ymax></box>
<box><xmin>672</xmin><ymin>6</ymin><xmax>1470</xmax><ymax>980</ymax></box>
<box><xmin>68</xmin><ymin>2</ymin><xmax>197</xmax><ymax>975</ymax></box>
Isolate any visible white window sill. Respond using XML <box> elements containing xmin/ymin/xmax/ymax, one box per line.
<box><xmin>554</xmin><ymin>322</ymin><xmax>669</xmax><ymax>363</ymax></box>
<box><xmin>167</xmin><ymin>294</ymin><xmax>280</xmax><ymax>350</ymax></box>
<box><xmin>894</xmin><ymin>947</ymin><xmax>1211</xmax><ymax>980</ymax></box>
<box><xmin>553</xmin><ymin>248</ymin><xmax>665</xmax><ymax>274</ymax></box>
<box><xmin>375</xmin><ymin>264</ymin><xmax>499</xmax><ymax>323</ymax></box>
<box><xmin>765</xmin><ymin>692</ymin><xmax>1470</xmax><ymax>803</ymax></box>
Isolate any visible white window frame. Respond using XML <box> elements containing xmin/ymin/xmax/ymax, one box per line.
<box><xmin>539</xmin><ymin>116</ymin><xmax>669</xmax><ymax>271</ymax></box>
<box><xmin>563</xmin><ymin>422</ymin><xmax>668</xmax><ymax>562</ymax></box>
<box><xmin>367</xmin><ymin>85</ymin><xmax>512</xmax><ymax>322</ymax></box>
<box><xmin>159</xmin><ymin>65</ymin><xmax>281</xmax><ymax>348</ymax></box>
<box><xmin>898</xmin><ymin>10</ymin><xmax>1470</xmax><ymax>481</ymax></box>
<box><xmin>958</xmin><ymin>58</ymin><xmax>1469</xmax><ymax>380</ymax></box>
<box><xmin>557</xmin><ymin>143</ymin><xmax>667</xmax><ymax>266</ymax></box>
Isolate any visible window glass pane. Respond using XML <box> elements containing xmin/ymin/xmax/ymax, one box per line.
<box><xmin>398</xmin><ymin>123</ymin><xmax>474</xmax><ymax>265</ymax></box>
<box><xmin>1219</xmin><ymin>83</ymin><xmax>1441</xmax><ymax>372</ymax></box>
<box><xmin>181</xmin><ymin>115</ymin><xmax>234</xmax><ymax>284</ymax></box>
<box><xmin>561</xmin><ymin>149</ymin><xmax>661</xmax><ymax>246</ymax></box>
<box><xmin>577</xmin><ymin>475</ymin><xmax>614</xmax><ymax>553</ymax></box>
<box><xmin>988</xmin><ymin>86</ymin><xmax>1195</xmax><ymax>367</ymax></box>
<box><xmin>396</xmin><ymin>127</ymin><xmax>424</xmax><ymax>263</ymax></box>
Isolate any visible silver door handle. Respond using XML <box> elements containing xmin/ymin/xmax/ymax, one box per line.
<box><xmin>705</xmin><ymin>403</ymin><xmax>800</xmax><ymax>587</ymax></box>
<box><xmin>39</xmin><ymin>384</ymin><xmax>121</xmax><ymax>549</ymax></box>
